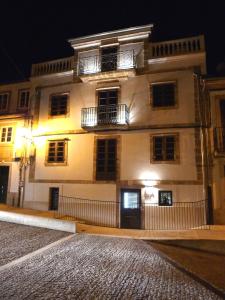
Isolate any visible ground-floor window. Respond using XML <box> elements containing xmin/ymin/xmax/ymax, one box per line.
<box><xmin>158</xmin><ymin>190</ymin><xmax>173</xmax><ymax>206</ymax></box>
<box><xmin>96</xmin><ymin>139</ymin><xmax>117</xmax><ymax>180</ymax></box>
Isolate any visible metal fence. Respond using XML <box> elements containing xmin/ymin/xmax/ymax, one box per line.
<box><xmin>81</xmin><ymin>104</ymin><xmax>129</xmax><ymax>128</ymax></box>
<box><xmin>56</xmin><ymin>196</ymin><xmax>208</xmax><ymax>230</ymax></box>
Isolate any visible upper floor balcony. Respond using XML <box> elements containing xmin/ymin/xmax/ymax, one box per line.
<box><xmin>77</xmin><ymin>49</ymin><xmax>138</xmax><ymax>82</ymax></box>
<box><xmin>31</xmin><ymin>56</ymin><xmax>74</xmax><ymax>77</ymax></box>
<box><xmin>81</xmin><ymin>104</ymin><xmax>129</xmax><ymax>129</ymax></box>
<box><xmin>149</xmin><ymin>35</ymin><xmax>205</xmax><ymax>59</ymax></box>
<box><xmin>214</xmin><ymin>127</ymin><xmax>225</xmax><ymax>155</ymax></box>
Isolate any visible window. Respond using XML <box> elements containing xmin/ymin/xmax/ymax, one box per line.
<box><xmin>18</xmin><ymin>90</ymin><xmax>29</xmax><ymax>110</ymax></box>
<box><xmin>47</xmin><ymin>140</ymin><xmax>67</xmax><ymax>164</ymax></box>
<box><xmin>151</xmin><ymin>82</ymin><xmax>176</xmax><ymax>108</ymax></box>
<box><xmin>50</xmin><ymin>94</ymin><xmax>68</xmax><ymax>116</ymax></box>
<box><xmin>96</xmin><ymin>139</ymin><xmax>117</xmax><ymax>180</ymax></box>
<box><xmin>159</xmin><ymin>191</ymin><xmax>173</xmax><ymax>206</ymax></box>
<box><xmin>152</xmin><ymin>135</ymin><xmax>178</xmax><ymax>162</ymax></box>
<box><xmin>101</xmin><ymin>47</ymin><xmax>118</xmax><ymax>72</ymax></box>
<box><xmin>1</xmin><ymin>127</ymin><xmax>12</xmax><ymax>142</ymax></box>
<box><xmin>98</xmin><ymin>89</ymin><xmax>118</xmax><ymax>124</ymax></box>
<box><xmin>0</xmin><ymin>93</ymin><xmax>9</xmax><ymax>112</ymax></box>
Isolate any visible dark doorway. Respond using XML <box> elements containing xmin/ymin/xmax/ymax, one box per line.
<box><xmin>49</xmin><ymin>187</ymin><xmax>59</xmax><ymax>210</ymax></box>
<box><xmin>0</xmin><ymin>166</ymin><xmax>9</xmax><ymax>204</ymax></box>
<box><xmin>121</xmin><ymin>189</ymin><xmax>141</xmax><ymax>229</ymax></box>
<box><xmin>101</xmin><ymin>47</ymin><xmax>117</xmax><ymax>72</ymax></box>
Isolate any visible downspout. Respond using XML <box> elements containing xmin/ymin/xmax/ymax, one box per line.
<box><xmin>194</xmin><ymin>72</ymin><xmax>213</xmax><ymax>225</ymax></box>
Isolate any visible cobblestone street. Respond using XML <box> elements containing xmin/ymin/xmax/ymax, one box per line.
<box><xmin>0</xmin><ymin>221</ymin><xmax>70</xmax><ymax>266</ymax></box>
<box><xmin>0</xmin><ymin>230</ymin><xmax>222</xmax><ymax>299</ymax></box>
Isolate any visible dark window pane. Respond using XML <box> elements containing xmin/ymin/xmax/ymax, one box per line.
<box><xmin>152</xmin><ymin>83</ymin><xmax>175</xmax><ymax>107</ymax></box>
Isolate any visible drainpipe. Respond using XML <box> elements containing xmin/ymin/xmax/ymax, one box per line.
<box><xmin>194</xmin><ymin>72</ymin><xmax>213</xmax><ymax>225</ymax></box>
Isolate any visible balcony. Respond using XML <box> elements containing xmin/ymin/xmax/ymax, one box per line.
<box><xmin>77</xmin><ymin>50</ymin><xmax>137</xmax><ymax>82</ymax></box>
<box><xmin>214</xmin><ymin>127</ymin><xmax>225</xmax><ymax>155</ymax></box>
<box><xmin>81</xmin><ymin>104</ymin><xmax>129</xmax><ymax>129</ymax></box>
<box><xmin>31</xmin><ymin>56</ymin><xmax>74</xmax><ymax>77</ymax></box>
<box><xmin>149</xmin><ymin>35</ymin><xmax>205</xmax><ymax>59</ymax></box>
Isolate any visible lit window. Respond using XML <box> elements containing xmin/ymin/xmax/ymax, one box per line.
<box><xmin>152</xmin><ymin>135</ymin><xmax>178</xmax><ymax>162</ymax></box>
<box><xmin>159</xmin><ymin>191</ymin><xmax>173</xmax><ymax>206</ymax></box>
<box><xmin>0</xmin><ymin>93</ymin><xmax>9</xmax><ymax>112</ymax></box>
<box><xmin>47</xmin><ymin>140</ymin><xmax>67</xmax><ymax>164</ymax></box>
<box><xmin>18</xmin><ymin>90</ymin><xmax>29</xmax><ymax>110</ymax></box>
<box><xmin>1</xmin><ymin>127</ymin><xmax>12</xmax><ymax>142</ymax></box>
<box><xmin>151</xmin><ymin>83</ymin><xmax>176</xmax><ymax>108</ymax></box>
<box><xmin>50</xmin><ymin>94</ymin><xmax>68</xmax><ymax>116</ymax></box>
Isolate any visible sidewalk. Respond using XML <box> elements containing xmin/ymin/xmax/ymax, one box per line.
<box><xmin>1</xmin><ymin>204</ymin><xmax>225</xmax><ymax>240</ymax></box>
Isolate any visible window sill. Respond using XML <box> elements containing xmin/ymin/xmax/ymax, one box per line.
<box><xmin>45</xmin><ymin>162</ymin><xmax>68</xmax><ymax>166</ymax></box>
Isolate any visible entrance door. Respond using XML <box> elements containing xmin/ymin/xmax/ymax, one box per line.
<box><xmin>121</xmin><ymin>189</ymin><xmax>141</xmax><ymax>229</ymax></box>
<box><xmin>0</xmin><ymin>166</ymin><xmax>9</xmax><ymax>204</ymax></box>
<box><xmin>49</xmin><ymin>187</ymin><xmax>59</xmax><ymax>210</ymax></box>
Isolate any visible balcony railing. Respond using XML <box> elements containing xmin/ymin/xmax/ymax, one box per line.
<box><xmin>214</xmin><ymin>127</ymin><xmax>225</xmax><ymax>154</ymax></box>
<box><xmin>78</xmin><ymin>50</ymin><xmax>136</xmax><ymax>75</ymax></box>
<box><xmin>81</xmin><ymin>104</ymin><xmax>129</xmax><ymax>128</ymax></box>
<box><xmin>56</xmin><ymin>196</ymin><xmax>208</xmax><ymax>230</ymax></box>
<box><xmin>31</xmin><ymin>56</ymin><xmax>74</xmax><ymax>77</ymax></box>
<box><xmin>149</xmin><ymin>35</ymin><xmax>205</xmax><ymax>58</ymax></box>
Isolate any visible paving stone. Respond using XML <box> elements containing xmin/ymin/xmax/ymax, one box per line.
<box><xmin>0</xmin><ymin>221</ymin><xmax>70</xmax><ymax>266</ymax></box>
<box><xmin>0</xmin><ymin>234</ymin><xmax>221</xmax><ymax>299</ymax></box>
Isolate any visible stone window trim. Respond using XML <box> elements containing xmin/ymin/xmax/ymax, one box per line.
<box><xmin>0</xmin><ymin>127</ymin><xmax>13</xmax><ymax>143</ymax></box>
<box><xmin>95</xmin><ymin>86</ymin><xmax>121</xmax><ymax>107</ymax></box>
<box><xmin>0</xmin><ymin>91</ymin><xmax>10</xmax><ymax>113</ymax></box>
<box><xmin>158</xmin><ymin>190</ymin><xmax>173</xmax><ymax>206</ymax></box>
<box><xmin>150</xmin><ymin>133</ymin><xmax>180</xmax><ymax>164</ymax></box>
<box><xmin>48</xmin><ymin>92</ymin><xmax>70</xmax><ymax>118</ymax></box>
<box><xmin>93</xmin><ymin>135</ymin><xmax>121</xmax><ymax>182</ymax></box>
<box><xmin>45</xmin><ymin>139</ymin><xmax>69</xmax><ymax>166</ymax></box>
<box><xmin>17</xmin><ymin>89</ymin><xmax>30</xmax><ymax>111</ymax></box>
<box><xmin>149</xmin><ymin>80</ymin><xmax>178</xmax><ymax>110</ymax></box>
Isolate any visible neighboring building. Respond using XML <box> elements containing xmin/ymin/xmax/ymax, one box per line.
<box><xmin>0</xmin><ymin>25</ymin><xmax>210</xmax><ymax>229</ymax></box>
<box><xmin>0</xmin><ymin>80</ymin><xmax>32</xmax><ymax>206</ymax></box>
<box><xmin>205</xmin><ymin>77</ymin><xmax>225</xmax><ymax>224</ymax></box>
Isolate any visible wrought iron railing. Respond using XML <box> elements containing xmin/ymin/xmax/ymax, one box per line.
<box><xmin>56</xmin><ymin>196</ymin><xmax>208</xmax><ymax>230</ymax></box>
<box><xmin>81</xmin><ymin>104</ymin><xmax>129</xmax><ymax>128</ymax></box>
<box><xmin>78</xmin><ymin>50</ymin><xmax>136</xmax><ymax>75</ymax></box>
<box><xmin>214</xmin><ymin>127</ymin><xmax>225</xmax><ymax>154</ymax></box>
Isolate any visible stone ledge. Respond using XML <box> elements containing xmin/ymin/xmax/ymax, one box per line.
<box><xmin>0</xmin><ymin>211</ymin><xmax>76</xmax><ymax>233</ymax></box>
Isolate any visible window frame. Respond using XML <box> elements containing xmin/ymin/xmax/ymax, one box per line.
<box><xmin>150</xmin><ymin>81</ymin><xmax>178</xmax><ymax>110</ymax></box>
<box><xmin>0</xmin><ymin>127</ymin><xmax>13</xmax><ymax>143</ymax></box>
<box><xmin>150</xmin><ymin>133</ymin><xmax>180</xmax><ymax>164</ymax></box>
<box><xmin>158</xmin><ymin>190</ymin><xmax>173</xmax><ymax>206</ymax></box>
<box><xmin>94</xmin><ymin>136</ymin><xmax>120</xmax><ymax>181</ymax></box>
<box><xmin>0</xmin><ymin>92</ymin><xmax>10</xmax><ymax>113</ymax></box>
<box><xmin>49</xmin><ymin>92</ymin><xmax>69</xmax><ymax>118</ymax></box>
<box><xmin>17</xmin><ymin>89</ymin><xmax>30</xmax><ymax>111</ymax></box>
<box><xmin>45</xmin><ymin>139</ymin><xmax>68</xmax><ymax>166</ymax></box>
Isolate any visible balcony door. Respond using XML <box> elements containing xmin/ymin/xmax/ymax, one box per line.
<box><xmin>121</xmin><ymin>189</ymin><xmax>141</xmax><ymax>229</ymax></box>
<box><xmin>101</xmin><ymin>47</ymin><xmax>117</xmax><ymax>72</ymax></box>
<box><xmin>0</xmin><ymin>166</ymin><xmax>9</xmax><ymax>204</ymax></box>
<box><xmin>98</xmin><ymin>90</ymin><xmax>118</xmax><ymax>125</ymax></box>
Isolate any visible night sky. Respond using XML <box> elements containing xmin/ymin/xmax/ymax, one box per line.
<box><xmin>1</xmin><ymin>0</ymin><xmax>225</xmax><ymax>83</ymax></box>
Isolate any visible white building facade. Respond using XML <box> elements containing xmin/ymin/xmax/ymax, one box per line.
<box><xmin>1</xmin><ymin>25</ymin><xmax>210</xmax><ymax>229</ymax></box>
